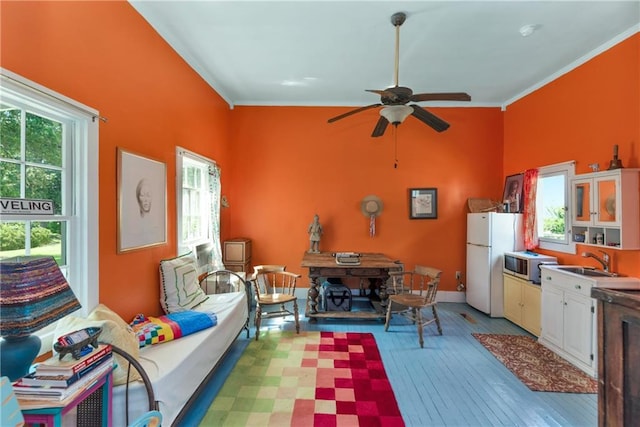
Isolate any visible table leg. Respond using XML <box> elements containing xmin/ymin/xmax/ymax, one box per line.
<box><xmin>306</xmin><ymin>277</ymin><xmax>319</xmax><ymax>322</ymax></box>
<box><xmin>379</xmin><ymin>276</ymin><xmax>389</xmax><ymax>313</ymax></box>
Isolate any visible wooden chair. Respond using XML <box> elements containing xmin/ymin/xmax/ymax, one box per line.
<box><xmin>384</xmin><ymin>265</ymin><xmax>443</xmax><ymax>348</ymax></box>
<box><xmin>251</xmin><ymin>265</ymin><xmax>300</xmax><ymax>340</ymax></box>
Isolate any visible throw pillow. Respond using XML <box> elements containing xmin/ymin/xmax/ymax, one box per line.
<box><xmin>159</xmin><ymin>252</ymin><xmax>209</xmax><ymax>313</ymax></box>
<box><xmin>54</xmin><ymin>304</ymin><xmax>141</xmax><ymax>385</ymax></box>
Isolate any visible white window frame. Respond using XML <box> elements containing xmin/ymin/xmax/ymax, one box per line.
<box><xmin>1</xmin><ymin>68</ymin><xmax>99</xmax><ymax>352</ymax></box>
<box><xmin>175</xmin><ymin>147</ymin><xmax>216</xmax><ymax>255</ymax></box>
<box><xmin>536</xmin><ymin>160</ymin><xmax>576</xmax><ymax>254</ymax></box>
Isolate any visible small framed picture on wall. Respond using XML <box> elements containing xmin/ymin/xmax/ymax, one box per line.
<box><xmin>409</xmin><ymin>188</ymin><xmax>438</xmax><ymax>219</ymax></box>
<box><xmin>502</xmin><ymin>173</ymin><xmax>524</xmax><ymax>213</ymax></box>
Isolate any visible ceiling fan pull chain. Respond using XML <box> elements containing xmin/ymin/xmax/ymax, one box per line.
<box><xmin>394</xmin><ymin>127</ymin><xmax>399</xmax><ymax>168</ymax></box>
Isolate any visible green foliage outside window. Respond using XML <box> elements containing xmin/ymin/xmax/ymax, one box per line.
<box><xmin>0</xmin><ymin>223</ymin><xmax>58</xmax><ymax>251</ymax></box>
<box><xmin>542</xmin><ymin>206</ymin><xmax>565</xmax><ymax>239</ymax></box>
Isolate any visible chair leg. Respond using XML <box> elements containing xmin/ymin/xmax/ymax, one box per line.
<box><xmin>417</xmin><ymin>309</ymin><xmax>424</xmax><ymax>348</ymax></box>
<box><xmin>254</xmin><ymin>305</ymin><xmax>262</xmax><ymax>341</ymax></box>
<box><xmin>432</xmin><ymin>305</ymin><xmax>442</xmax><ymax>335</ymax></box>
<box><xmin>384</xmin><ymin>300</ymin><xmax>392</xmax><ymax>331</ymax></box>
<box><xmin>293</xmin><ymin>300</ymin><xmax>300</xmax><ymax>334</ymax></box>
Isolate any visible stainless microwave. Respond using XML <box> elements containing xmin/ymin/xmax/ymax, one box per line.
<box><xmin>503</xmin><ymin>251</ymin><xmax>557</xmax><ymax>284</ymax></box>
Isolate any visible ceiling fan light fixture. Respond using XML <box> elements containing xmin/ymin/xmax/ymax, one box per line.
<box><xmin>380</xmin><ymin>105</ymin><xmax>412</xmax><ymax>125</ymax></box>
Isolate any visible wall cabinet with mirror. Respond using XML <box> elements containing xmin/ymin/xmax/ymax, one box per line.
<box><xmin>571</xmin><ymin>168</ymin><xmax>639</xmax><ymax>249</ymax></box>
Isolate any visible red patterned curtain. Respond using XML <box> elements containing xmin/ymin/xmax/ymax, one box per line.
<box><xmin>523</xmin><ymin>168</ymin><xmax>539</xmax><ymax>250</ymax></box>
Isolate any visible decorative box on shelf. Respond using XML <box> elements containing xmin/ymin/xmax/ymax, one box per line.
<box><xmin>224</xmin><ymin>238</ymin><xmax>251</xmax><ymax>273</ymax></box>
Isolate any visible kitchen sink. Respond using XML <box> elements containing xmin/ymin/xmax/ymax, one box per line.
<box><xmin>542</xmin><ymin>265</ymin><xmax>640</xmax><ymax>290</ymax></box>
<box><xmin>555</xmin><ymin>266</ymin><xmax>618</xmax><ymax>277</ymax></box>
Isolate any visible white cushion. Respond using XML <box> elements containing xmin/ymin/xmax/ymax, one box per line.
<box><xmin>159</xmin><ymin>252</ymin><xmax>209</xmax><ymax>313</ymax></box>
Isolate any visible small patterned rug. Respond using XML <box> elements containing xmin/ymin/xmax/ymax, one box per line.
<box><xmin>472</xmin><ymin>333</ymin><xmax>597</xmax><ymax>393</ymax></box>
<box><xmin>202</xmin><ymin>330</ymin><xmax>404</xmax><ymax>426</ymax></box>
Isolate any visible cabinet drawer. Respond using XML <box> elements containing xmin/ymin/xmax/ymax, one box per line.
<box><xmin>224</xmin><ymin>238</ymin><xmax>252</xmax><ymax>263</ymax></box>
<box><xmin>225</xmin><ymin>261</ymin><xmax>251</xmax><ymax>274</ymax></box>
<box><xmin>350</xmin><ymin>268</ymin><xmax>385</xmax><ymax>277</ymax></box>
<box><xmin>541</xmin><ymin>268</ymin><xmax>593</xmax><ymax>297</ymax></box>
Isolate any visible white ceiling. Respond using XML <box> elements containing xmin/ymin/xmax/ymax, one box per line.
<box><xmin>130</xmin><ymin>1</ymin><xmax>640</xmax><ymax>109</ymax></box>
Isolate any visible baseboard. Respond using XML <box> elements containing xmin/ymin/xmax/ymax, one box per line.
<box><xmin>294</xmin><ymin>288</ymin><xmax>466</xmax><ymax>303</ymax></box>
<box><xmin>436</xmin><ymin>291</ymin><xmax>467</xmax><ymax>303</ymax></box>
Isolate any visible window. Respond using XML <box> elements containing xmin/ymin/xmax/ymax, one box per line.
<box><xmin>176</xmin><ymin>147</ymin><xmax>224</xmax><ymax>270</ymax></box>
<box><xmin>0</xmin><ymin>69</ymin><xmax>99</xmax><ymax>350</ymax></box>
<box><xmin>536</xmin><ymin>161</ymin><xmax>576</xmax><ymax>254</ymax></box>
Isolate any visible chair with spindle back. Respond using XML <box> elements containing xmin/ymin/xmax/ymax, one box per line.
<box><xmin>251</xmin><ymin>265</ymin><xmax>300</xmax><ymax>340</ymax></box>
<box><xmin>384</xmin><ymin>265</ymin><xmax>443</xmax><ymax>348</ymax></box>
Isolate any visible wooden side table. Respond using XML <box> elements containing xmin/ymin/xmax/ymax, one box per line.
<box><xmin>19</xmin><ymin>367</ymin><xmax>113</xmax><ymax>427</ymax></box>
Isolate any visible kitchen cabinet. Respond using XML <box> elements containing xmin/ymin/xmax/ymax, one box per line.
<box><xmin>571</xmin><ymin>168</ymin><xmax>640</xmax><ymax>249</ymax></box>
<box><xmin>503</xmin><ymin>274</ymin><xmax>541</xmax><ymax>336</ymax></box>
<box><xmin>540</xmin><ymin>266</ymin><xmax>597</xmax><ymax>377</ymax></box>
<box><xmin>590</xmin><ymin>287</ymin><xmax>640</xmax><ymax>427</ymax></box>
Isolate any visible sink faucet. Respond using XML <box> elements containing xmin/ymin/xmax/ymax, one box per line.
<box><xmin>582</xmin><ymin>250</ymin><xmax>610</xmax><ymax>272</ymax></box>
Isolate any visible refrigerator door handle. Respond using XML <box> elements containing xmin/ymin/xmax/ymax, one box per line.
<box><xmin>467</xmin><ymin>242</ymin><xmax>489</xmax><ymax>247</ymax></box>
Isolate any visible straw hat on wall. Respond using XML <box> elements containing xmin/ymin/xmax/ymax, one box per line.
<box><xmin>361</xmin><ymin>195</ymin><xmax>383</xmax><ymax>217</ymax></box>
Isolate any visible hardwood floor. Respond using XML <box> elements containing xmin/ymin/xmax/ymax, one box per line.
<box><xmin>181</xmin><ymin>301</ymin><xmax>597</xmax><ymax>426</ymax></box>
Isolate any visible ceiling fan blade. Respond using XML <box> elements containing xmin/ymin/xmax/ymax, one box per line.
<box><xmin>410</xmin><ymin>105</ymin><xmax>450</xmax><ymax>132</ymax></box>
<box><xmin>411</xmin><ymin>92</ymin><xmax>471</xmax><ymax>102</ymax></box>
<box><xmin>371</xmin><ymin>116</ymin><xmax>389</xmax><ymax>138</ymax></box>
<box><xmin>327</xmin><ymin>103</ymin><xmax>381</xmax><ymax>123</ymax></box>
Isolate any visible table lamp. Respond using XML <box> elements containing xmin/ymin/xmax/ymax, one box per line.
<box><xmin>0</xmin><ymin>256</ymin><xmax>81</xmax><ymax>381</ymax></box>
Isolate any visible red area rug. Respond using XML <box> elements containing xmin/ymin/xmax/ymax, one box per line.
<box><xmin>203</xmin><ymin>331</ymin><xmax>405</xmax><ymax>426</ymax></box>
<box><xmin>473</xmin><ymin>333</ymin><xmax>597</xmax><ymax>393</ymax></box>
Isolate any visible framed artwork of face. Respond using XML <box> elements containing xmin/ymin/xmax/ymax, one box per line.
<box><xmin>502</xmin><ymin>173</ymin><xmax>524</xmax><ymax>213</ymax></box>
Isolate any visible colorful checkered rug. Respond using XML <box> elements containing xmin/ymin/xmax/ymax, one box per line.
<box><xmin>201</xmin><ymin>331</ymin><xmax>405</xmax><ymax>426</ymax></box>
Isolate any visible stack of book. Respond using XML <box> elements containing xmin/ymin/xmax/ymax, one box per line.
<box><xmin>13</xmin><ymin>344</ymin><xmax>113</xmax><ymax>401</ymax></box>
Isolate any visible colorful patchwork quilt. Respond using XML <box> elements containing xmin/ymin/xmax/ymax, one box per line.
<box><xmin>131</xmin><ymin>311</ymin><xmax>217</xmax><ymax>348</ymax></box>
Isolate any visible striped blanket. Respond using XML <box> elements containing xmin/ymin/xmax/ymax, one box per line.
<box><xmin>130</xmin><ymin>311</ymin><xmax>217</xmax><ymax>348</ymax></box>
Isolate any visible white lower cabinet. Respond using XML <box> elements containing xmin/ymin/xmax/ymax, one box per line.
<box><xmin>539</xmin><ymin>266</ymin><xmax>597</xmax><ymax>377</ymax></box>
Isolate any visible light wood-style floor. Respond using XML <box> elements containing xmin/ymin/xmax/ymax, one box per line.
<box><xmin>182</xmin><ymin>301</ymin><xmax>597</xmax><ymax>427</ymax></box>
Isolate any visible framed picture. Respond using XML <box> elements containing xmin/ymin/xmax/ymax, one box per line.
<box><xmin>117</xmin><ymin>148</ymin><xmax>167</xmax><ymax>253</ymax></box>
<box><xmin>409</xmin><ymin>188</ymin><xmax>438</xmax><ymax>219</ymax></box>
<box><xmin>502</xmin><ymin>173</ymin><xmax>524</xmax><ymax>213</ymax></box>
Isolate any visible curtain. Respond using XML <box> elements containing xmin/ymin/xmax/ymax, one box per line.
<box><xmin>523</xmin><ymin>168</ymin><xmax>539</xmax><ymax>250</ymax></box>
<box><xmin>208</xmin><ymin>163</ymin><xmax>225</xmax><ymax>270</ymax></box>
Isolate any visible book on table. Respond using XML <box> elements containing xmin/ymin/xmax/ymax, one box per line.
<box><xmin>20</xmin><ymin>351</ymin><xmax>113</xmax><ymax>388</ymax></box>
<box><xmin>34</xmin><ymin>343</ymin><xmax>112</xmax><ymax>376</ymax></box>
<box><xmin>13</xmin><ymin>357</ymin><xmax>113</xmax><ymax>401</ymax></box>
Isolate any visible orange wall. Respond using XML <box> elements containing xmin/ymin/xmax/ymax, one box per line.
<box><xmin>1</xmin><ymin>1</ymin><xmax>232</xmax><ymax>319</ymax></box>
<box><xmin>2</xmin><ymin>2</ymin><xmax>639</xmax><ymax>318</ymax></box>
<box><xmin>228</xmin><ymin>106</ymin><xmax>503</xmax><ymax>290</ymax></box>
<box><xmin>504</xmin><ymin>33</ymin><xmax>640</xmax><ymax>276</ymax></box>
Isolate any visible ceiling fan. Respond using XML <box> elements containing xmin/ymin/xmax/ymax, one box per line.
<box><xmin>328</xmin><ymin>12</ymin><xmax>471</xmax><ymax>137</ymax></box>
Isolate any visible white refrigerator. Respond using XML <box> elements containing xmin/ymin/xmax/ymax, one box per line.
<box><xmin>466</xmin><ymin>212</ymin><xmax>524</xmax><ymax>317</ymax></box>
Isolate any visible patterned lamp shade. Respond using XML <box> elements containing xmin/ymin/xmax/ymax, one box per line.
<box><xmin>0</xmin><ymin>256</ymin><xmax>81</xmax><ymax>381</ymax></box>
<box><xmin>0</xmin><ymin>256</ymin><xmax>81</xmax><ymax>337</ymax></box>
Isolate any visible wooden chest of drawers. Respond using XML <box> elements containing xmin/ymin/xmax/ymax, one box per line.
<box><xmin>224</xmin><ymin>238</ymin><xmax>251</xmax><ymax>273</ymax></box>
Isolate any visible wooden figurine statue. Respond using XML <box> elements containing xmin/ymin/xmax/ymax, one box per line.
<box><xmin>307</xmin><ymin>214</ymin><xmax>323</xmax><ymax>253</ymax></box>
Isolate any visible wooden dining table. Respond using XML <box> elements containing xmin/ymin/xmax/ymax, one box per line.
<box><xmin>301</xmin><ymin>252</ymin><xmax>401</xmax><ymax>321</ymax></box>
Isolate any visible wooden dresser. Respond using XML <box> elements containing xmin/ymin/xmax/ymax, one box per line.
<box><xmin>590</xmin><ymin>287</ymin><xmax>640</xmax><ymax>426</ymax></box>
